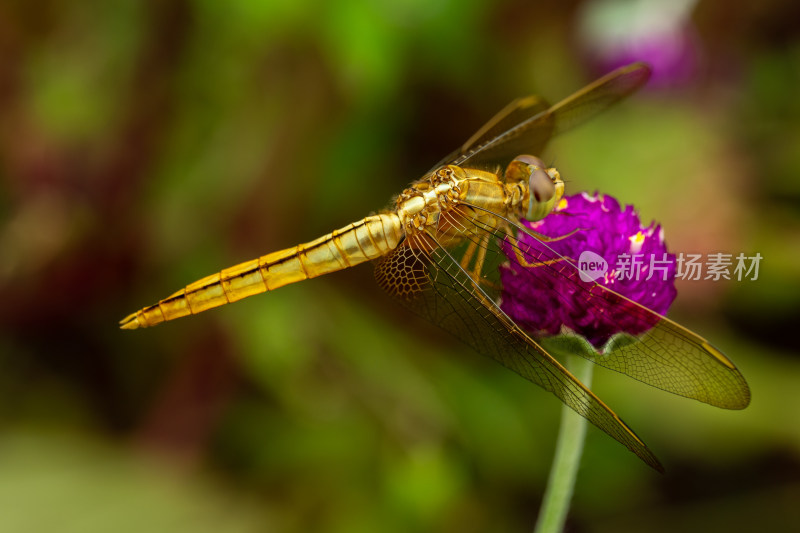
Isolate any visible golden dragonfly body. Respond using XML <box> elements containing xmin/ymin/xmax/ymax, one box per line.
<box><xmin>120</xmin><ymin>163</ymin><xmax>554</xmax><ymax>330</ymax></box>
<box><xmin>121</xmin><ymin>63</ymin><xmax>749</xmax><ymax>471</ymax></box>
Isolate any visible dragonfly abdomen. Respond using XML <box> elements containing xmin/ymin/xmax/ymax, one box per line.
<box><xmin>120</xmin><ymin>214</ymin><xmax>403</xmax><ymax>329</ymax></box>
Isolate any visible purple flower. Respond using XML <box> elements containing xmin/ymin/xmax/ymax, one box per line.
<box><xmin>577</xmin><ymin>0</ymin><xmax>700</xmax><ymax>88</ymax></box>
<box><xmin>500</xmin><ymin>192</ymin><xmax>677</xmax><ymax>349</ymax></box>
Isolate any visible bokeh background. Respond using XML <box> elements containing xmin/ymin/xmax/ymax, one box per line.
<box><xmin>1</xmin><ymin>0</ymin><xmax>799</xmax><ymax>531</ymax></box>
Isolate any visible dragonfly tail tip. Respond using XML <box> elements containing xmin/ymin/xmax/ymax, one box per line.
<box><xmin>119</xmin><ymin>312</ymin><xmax>141</xmax><ymax>330</ymax></box>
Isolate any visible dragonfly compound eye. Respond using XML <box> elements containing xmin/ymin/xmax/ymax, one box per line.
<box><xmin>512</xmin><ymin>154</ymin><xmax>546</xmax><ymax>168</ymax></box>
<box><xmin>506</xmin><ymin>155</ymin><xmax>546</xmax><ymax>184</ymax></box>
<box><xmin>529</xmin><ymin>168</ymin><xmax>556</xmax><ymax>204</ymax></box>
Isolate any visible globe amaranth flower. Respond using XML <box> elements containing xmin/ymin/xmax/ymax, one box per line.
<box><xmin>500</xmin><ymin>192</ymin><xmax>677</xmax><ymax>350</ymax></box>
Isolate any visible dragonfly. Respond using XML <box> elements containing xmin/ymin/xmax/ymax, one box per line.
<box><xmin>121</xmin><ymin>62</ymin><xmax>750</xmax><ymax>471</ymax></box>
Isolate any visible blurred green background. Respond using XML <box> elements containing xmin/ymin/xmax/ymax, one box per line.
<box><xmin>1</xmin><ymin>0</ymin><xmax>799</xmax><ymax>531</ymax></box>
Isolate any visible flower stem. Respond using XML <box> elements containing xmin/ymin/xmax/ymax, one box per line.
<box><xmin>533</xmin><ymin>355</ymin><xmax>594</xmax><ymax>533</ymax></box>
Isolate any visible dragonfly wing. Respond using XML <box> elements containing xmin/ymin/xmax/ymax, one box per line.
<box><xmin>449</xmin><ymin>62</ymin><xmax>652</xmax><ymax>172</ymax></box>
<box><xmin>545</xmin><ymin>62</ymin><xmax>652</xmax><ymax>138</ymax></box>
<box><xmin>492</xmin><ymin>215</ymin><xmax>751</xmax><ymax>410</ymax></box>
<box><xmin>432</xmin><ymin>95</ymin><xmax>552</xmax><ymax>172</ymax></box>
<box><xmin>374</xmin><ymin>229</ymin><xmax>664</xmax><ymax>471</ymax></box>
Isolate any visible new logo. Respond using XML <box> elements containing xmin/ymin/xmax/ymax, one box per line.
<box><xmin>577</xmin><ymin>250</ymin><xmax>608</xmax><ymax>282</ymax></box>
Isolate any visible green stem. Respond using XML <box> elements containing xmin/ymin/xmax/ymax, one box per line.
<box><xmin>533</xmin><ymin>355</ymin><xmax>594</xmax><ymax>533</ymax></box>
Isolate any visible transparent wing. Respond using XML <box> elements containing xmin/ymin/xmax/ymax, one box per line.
<box><xmin>463</xmin><ymin>205</ymin><xmax>751</xmax><ymax>410</ymax></box>
<box><xmin>375</xmin><ymin>226</ymin><xmax>664</xmax><ymax>471</ymax></box>
<box><xmin>441</xmin><ymin>62</ymin><xmax>652</xmax><ymax>173</ymax></box>
<box><xmin>431</xmin><ymin>95</ymin><xmax>551</xmax><ymax>172</ymax></box>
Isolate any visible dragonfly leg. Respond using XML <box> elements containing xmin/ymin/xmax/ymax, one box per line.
<box><xmin>505</xmin><ymin>228</ymin><xmax>569</xmax><ymax>269</ymax></box>
<box><xmin>521</xmin><ymin>225</ymin><xmax>583</xmax><ymax>243</ymax></box>
<box><xmin>455</xmin><ymin>228</ymin><xmax>497</xmax><ymax>285</ymax></box>
<box><xmin>471</xmin><ymin>232</ymin><xmax>506</xmax><ymax>292</ymax></box>
<box><xmin>470</xmin><ymin>233</ymin><xmax>490</xmax><ymax>281</ymax></box>
<box><xmin>459</xmin><ymin>238</ymin><xmax>479</xmax><ymax>272</ymax></box>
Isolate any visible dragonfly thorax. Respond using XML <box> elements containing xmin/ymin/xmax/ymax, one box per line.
<box><xmin>395</xmin><ymin>166</ymin><xmax>463</xmax><ymax>232</ymax></box>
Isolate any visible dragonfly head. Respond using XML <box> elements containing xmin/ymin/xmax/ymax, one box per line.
<box><xmin>507</xmin><ymin>155</ymin><xmax>564</xmax><ymax>221</ymax></box>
